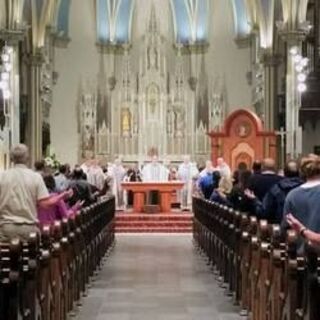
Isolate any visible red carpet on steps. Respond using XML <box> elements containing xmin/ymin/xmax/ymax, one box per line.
<box><xmin>115</xmin><ymin>211</ymin><xmax>193</xmax><ymax>233</ymax></box>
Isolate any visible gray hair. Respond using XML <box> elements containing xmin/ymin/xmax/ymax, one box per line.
<box><xmin>10</xmin><ymin>144</ymin><xmax>29</xmax><ymax>165</ymax></box>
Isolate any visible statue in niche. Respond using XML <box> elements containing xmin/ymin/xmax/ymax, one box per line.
<box><xmin>167</xmin><ymin>109</ymin><xmax>174</xmax><ymax>135</ymax></box>
<box><xmin>175</xmin><ymin>109</ymin><xmax>184</xmax><ymax>138</ymax></box>
<box><xmin>121</xmin><ymin>108</ymin><xmax>131</xmax><ymax>137</ymax></box>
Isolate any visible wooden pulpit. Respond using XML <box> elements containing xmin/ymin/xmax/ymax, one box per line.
<box><xmin>208</xmin><ymin>109</ymin><xmax>277</xmax><ymax>171</ymax></box>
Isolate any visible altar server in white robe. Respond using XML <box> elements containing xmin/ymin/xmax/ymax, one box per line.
<box><xmin>178</xmin><ymin>155</ymin><xmax>199</xmax><ymax>210</ymax></box>
<box><xmin>110</xmin><ymin>158</ymin><xmax>126</xmax><ymax>210</ymax></box>
<box><xmin>86</xmin><ymin>160</ymin><xmax>105</xmax><ymax>190</ymax></box>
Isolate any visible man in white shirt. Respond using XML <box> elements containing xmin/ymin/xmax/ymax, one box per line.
<box><xmin>0</xmin><ymin>144</ymin><xmax>72</xmax><ymax>241</ymax></box>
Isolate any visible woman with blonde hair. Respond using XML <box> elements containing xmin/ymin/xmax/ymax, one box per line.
<box><xmin>209</xmin><ymin>176</ymin><xmax>233</xmax><ymax>205</ymax></box>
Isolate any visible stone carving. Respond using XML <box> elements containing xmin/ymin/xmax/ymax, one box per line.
<box><xmin>78</xmin><ymin>4</ymin><xmax>220</xmax><ymax>163</ymax></box>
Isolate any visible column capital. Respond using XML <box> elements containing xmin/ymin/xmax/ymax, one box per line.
<box><xmin>278</xmin><ymin>30</ymin><xmax>308</xmax><ymax>44</ymax></box>
<box><xmin>24</xmin><ymin>50</ymin><xmax>45</xmax><ymax>67</ymax></box>
<box><xmin>0</xmin><ymin>29</ymin><xmax>25</xmax><ymax>45</ymax></box>
<box><xmin>234</xmin><ymin>35</ymin><xmax>252</xmax><ymax>49</ymax></box>
<box><xmin>261</xmin><ymin>52</ymin><xmax>283</xmax><ymax>67</ymax></box>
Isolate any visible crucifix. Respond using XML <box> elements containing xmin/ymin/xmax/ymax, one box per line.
<box><xmin>275</xmin><ymin>127</ymin><xmax>288</xmax><ymax>169</ymax></box>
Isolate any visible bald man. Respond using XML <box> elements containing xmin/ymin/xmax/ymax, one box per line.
<box><xmin>248</xmin><ymin>158</ymin><xmax>283</xmax><ymax>201</ymax></box>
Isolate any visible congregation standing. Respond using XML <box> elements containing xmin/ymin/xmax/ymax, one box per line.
<box><xmin>1</xmin><ymin>143</ymin><xmax>319</xmax><ymax>246</ymax></box>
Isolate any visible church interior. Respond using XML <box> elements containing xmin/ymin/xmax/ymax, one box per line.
<box><xmin>1</xmin><ymin>0</ymin><xmax>320</xmax><ymax>319</ymax></box>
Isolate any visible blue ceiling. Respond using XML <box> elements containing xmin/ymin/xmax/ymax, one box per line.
<box><xmin>231</xmin><ymin>0</ymin><xmax>251</xmax><ymax>38</ymax></box>
<box><xmin>56</xmin><ymin>0</ymin><xmax>71</xmax><ymax>38</ymax></box>
<box><xmin>50</xmin><ymin>0</ymin><xmax>274</xmax><ymax>46</ymax></box>
<box><xmin>170</xmin><ymin>0</ymin><xmax>210</xmax><ymax>44</ymax></box>
<box><xmin>96</xmin><ymin>0</ymin><xmax>134</xmax><ymax>44</ymax></box>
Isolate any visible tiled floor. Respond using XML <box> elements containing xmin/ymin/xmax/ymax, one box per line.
<box><xmin>75</xmin><ymin>235</ymin><xmax>242</xmax><ymax>320</ymax></box>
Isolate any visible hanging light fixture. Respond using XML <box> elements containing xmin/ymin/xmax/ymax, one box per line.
<box><xmin>290</xmin><ymin>46</ymin><xmax>299</xmax><ymax>56</ymax></box>
<box><xmin>291</xmin><ymin>47</ymin><xmax>309</xmax><ymax>94</ymax></box>
<box><xmin>297</xmin><ymin>83</ymin><xmax>307</xmax><ymax>92</ymax></box>
<box><xmin>297</xmin><ymin>73</ymin><xmax>307</xmax><ymax>82</ymax></box>
<box><xmin>0</xmin><ymin>44</ymin><xmax>13</xmax><ymax>100</ymax></box>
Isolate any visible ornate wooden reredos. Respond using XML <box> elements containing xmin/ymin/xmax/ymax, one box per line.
<box><xmin>208</xmin><ymin>109</ymin><xmax>277</xmax><ymax>171</ymax></box>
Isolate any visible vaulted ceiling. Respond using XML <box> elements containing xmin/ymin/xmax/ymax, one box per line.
<box><xmin>0</xmin><ymin>0</ymin><xmax>311</xmax><ymax>51</ymax></box>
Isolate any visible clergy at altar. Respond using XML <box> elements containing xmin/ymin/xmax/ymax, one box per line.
<box><xmin>141</xmin><ymin>155</ymin><xmax>169</xmax><ymax>205</ymax></box>
<box><xmin>178</xmin><ymin>155</ymin><xmax>199</xmax><ymax>210</ymax></box>
<box><xmin>141</xmin><ymin>156</ymin><xmax>169</xmax><ymax>182</ymax></box>
<box><xmin>110</xmin><ymin>158</ymin><xmax>126</xmax><ymax>210</ymax></box>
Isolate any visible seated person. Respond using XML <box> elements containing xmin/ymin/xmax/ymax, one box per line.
<box><xmin>38</xmin><ymin>175</ymin><xmax>83</xmax><ymax>225</ymax></box>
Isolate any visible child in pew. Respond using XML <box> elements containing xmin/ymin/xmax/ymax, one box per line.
<box><xmin>38</xmin><ymin>175</ymin><xmax>83</xmax><ymax>226</ymax></box>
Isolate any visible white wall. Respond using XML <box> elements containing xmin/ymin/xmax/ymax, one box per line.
<box><xmin>51</xmin><ymin>0</ymin><xmax>99</xmax><ymax>165</ymax></box>
<box><xmin>208</xmin><ymin>0</ymin><xmax>252</xmax><ymax>113</ymax></box>
<box><xmin>50</xmin><ymin>0</ymin><xmax>252</xmax><ymax>164</ymax></box>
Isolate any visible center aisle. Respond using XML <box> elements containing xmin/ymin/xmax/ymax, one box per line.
<box><xmin>76</xmin><ymin>235</ymin><xmax>241</xmax><ymax>320</ymax></box>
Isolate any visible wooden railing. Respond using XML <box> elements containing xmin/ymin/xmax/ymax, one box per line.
<box><xmin>193</xmin><ymin>197</ymin><xmax>320</xmax><ymax>320</ymax></box>
<box><xmin>0</xmin><ymin>197</ymin><xmax>115</xmax><ymax>320</ymax></box>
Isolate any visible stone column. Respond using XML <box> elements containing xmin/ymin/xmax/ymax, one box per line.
<box><xmin>261</xmin><ymin>52</ymin><xmax>282</xmax><ymax>130</ymax></box>
<box><xmin>28</xmin><ymin>51</ymin><xmax>44</xmax><ymax>164</ymax></box>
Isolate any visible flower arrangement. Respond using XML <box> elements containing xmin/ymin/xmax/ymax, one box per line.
<box><xmin>44</xmin><ymin>154</ymin><xmax>61</xmax><ymax>170</ymax></box>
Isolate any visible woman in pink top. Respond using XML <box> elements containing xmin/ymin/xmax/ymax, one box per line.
<box><xmin>38</xmin><ymin>175</ymin><xmax>83</xmax><ymax>225</ymax></box>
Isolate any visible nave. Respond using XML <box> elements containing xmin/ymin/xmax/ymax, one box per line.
<box><xmin>75</xmin><ymin>235</ymin><xmax>241</xmax><ymax>320</ymax></box>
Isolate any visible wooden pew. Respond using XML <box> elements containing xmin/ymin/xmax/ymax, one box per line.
<box><xmin>0</xmin><ymin>196</ymin><xmax>116</xmax><ymax>320</ymax></box>
<box><xmin>192</xmin><ymin>197</ymin><xmax>320</xmax><ymax>320</ymax></box>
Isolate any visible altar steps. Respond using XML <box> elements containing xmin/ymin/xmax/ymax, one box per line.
<box><xmin>115</xmin><ymin>212</ymin><xmax>193</xmax><ymax>233</ymax></box>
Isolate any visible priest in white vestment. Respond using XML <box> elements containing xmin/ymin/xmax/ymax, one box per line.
<box><xmin>142</xmin><ymin>156</ymin><xmax>169</xmax><ymax>205</ymax></box>
<box><xmin>142</xmin><ymin>156</ymin><xmax>169</xmax><ymax>182</ymax></box>
<box><xmin>178</xmin><ymin>155</ymin><xmax>199</xmax><ymax>210</ymax></box>
<box><xmin>86</xmin><ymin>160</ymin><xmax>105</xmax><ymax>190</ymax></box>
<box><xmin>110</xmin><ymin>158</ymin><xmax>126</xmax><ymax>210</ymax></box>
